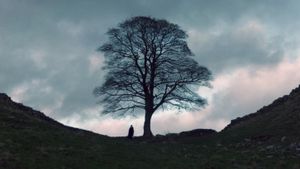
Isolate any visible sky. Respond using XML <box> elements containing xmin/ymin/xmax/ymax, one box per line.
<box><xmin>1</xmin><ymin>0</ymin><xmax>300</xmax><ymax>136</ymax></box>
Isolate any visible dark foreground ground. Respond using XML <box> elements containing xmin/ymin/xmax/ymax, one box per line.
<box><xmin>1</xmin><ymin>85</ymin><xmax>300</xmax><ymax>169</ymax></box>
<box><xmin>1</xmin><ymin>113</ymin><xmax>300</xmax><ymax>169</ymax></box>
<box><xmin>1</xmin><ymin>128</ymin><xmax>300</xmax><ymax>169</ymax></box>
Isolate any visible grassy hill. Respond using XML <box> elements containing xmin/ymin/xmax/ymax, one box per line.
<box><xmin>1</xmin><ymin>84</ymin><xmax>300</xmax><ymax>169</ymax></box>
<box><xmin>221</xmin><ymin>85</ymin><xmax>300</xmax><ymax>142</ymax></box>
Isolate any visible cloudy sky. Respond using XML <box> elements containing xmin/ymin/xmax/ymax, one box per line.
<box><xmin>1</xmin><ymin>0</ymin><xmax>300</xmax><ymax>136</ymax></box>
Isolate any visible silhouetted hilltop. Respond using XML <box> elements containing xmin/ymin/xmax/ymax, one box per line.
<box><xmin>0</xmin><ymin>92</ymin><xmax>106</xmax><ymax>136</ymax></box>
<box><xmin>222</xmin><ymin>84</ymin><xmax>300</xmax><ymax>138</ymax></box>
<box><xmin>0</xmin><ymin>93</ymin><xmax>63</xmax><ymax>127</ymax></box>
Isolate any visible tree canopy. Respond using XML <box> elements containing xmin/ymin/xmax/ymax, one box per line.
<box><xmin>94</xmin><ymin>16</ymin><xmax>212</xmax><ymax>137</ymax></box>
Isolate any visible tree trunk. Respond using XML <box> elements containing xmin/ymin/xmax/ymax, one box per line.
<box><xmin>143</xmin><ymin>108</ymin><xmax>154</xmax><ymax>137</ymax></box>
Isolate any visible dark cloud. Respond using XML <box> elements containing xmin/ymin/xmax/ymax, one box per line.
<box><xmin>188</xmin><ymin>21</ymin><xmax>285</xmax><ymax>73</ymax></box>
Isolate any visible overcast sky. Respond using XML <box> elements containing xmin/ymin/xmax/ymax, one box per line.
<box><xmin>1</xmin><ymin>0</ymin><xmax>300</xmax><ymax>136</ymax></box>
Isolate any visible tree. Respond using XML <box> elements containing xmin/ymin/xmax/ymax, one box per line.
<box><xmin>94</xmin><ymin>16</ymin><xmax>212</xmax><ymax>137</ymax></box>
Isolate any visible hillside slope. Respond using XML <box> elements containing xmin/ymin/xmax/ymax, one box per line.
<box><xmin>0</xmin><ymin>93</ymin><xmax>64</xmax><ymax>129</ymax></box>
<box><xmin>222</xmin><ymin>85</ymin><xmax>300</xmax><ymax>140</ymax></box>
<box><xmin>0</xmin><ymin>93</ymin><xmax>111</xmax><ymax>168</ymax></box>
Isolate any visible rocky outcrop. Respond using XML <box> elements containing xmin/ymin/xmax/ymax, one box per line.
<box><xmin>179</xmin><ymin>129</ymin><xmax>216</xmax><ymax>137</ymax></box>
<box><xmin>154</xmin><ymin>129</ymin><xmax>216</xmax><ymax>140</ymax></box>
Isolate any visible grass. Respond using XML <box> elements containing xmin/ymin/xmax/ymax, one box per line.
<box><xmin>1</xmin><ymin>121</ymin><xmax>300</xmax><ymax>169</ymax></box>
<box><xmin>1</xmin><ymin>92</ymin><xmax>300</xmax><ymax>169</ymax></box>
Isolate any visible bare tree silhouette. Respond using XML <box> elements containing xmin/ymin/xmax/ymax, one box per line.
<box><xmin>94</xmin><ymin>16</ymin><xmax>212</xmax><ymax>137</ymax></box>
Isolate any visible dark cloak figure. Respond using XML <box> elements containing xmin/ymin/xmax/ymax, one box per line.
<box><xmin>128</xmin><ymin>125</ymin><xmax>134</xmax><ymax>139</ymax></box>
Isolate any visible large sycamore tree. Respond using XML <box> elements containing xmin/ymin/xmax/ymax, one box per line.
<box><xmin>94</xmin><ymin>16</ymin><xmax>212</xmax><ymax>137</ymax></box>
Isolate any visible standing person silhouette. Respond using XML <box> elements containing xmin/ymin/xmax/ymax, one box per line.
<box><xmin>127</xmin><ymin>125</ymin><xmax>134</xmax><ymax>139</ymax></box>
